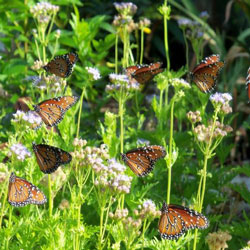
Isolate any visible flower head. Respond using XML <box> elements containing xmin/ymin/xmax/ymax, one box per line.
<box><xmin>85</xmin><ymin>67</ymin><xmax>101</xmax><ymax>81</ymax></box>
<box><xmin>30</xmin><ymin>2</ymin><xmax>59</xmax><ymax>24</ymax></box>
<box><xmin>206</xmin><ymin>230</ymin><xmax>232</xmax><ymax>250</ymax></box>
<box><xmin>170</xmin><ymin>78</ymin><xmax>191</xmax><ymax>89</ymax></box>
<box><xmin>12</xmin><ymin>110</ymin><xmax>42</xmax><ymax>128</ymax></box>
<box><xmin>113</xmin><ymin>2</ymin><xmax>137</xmax><ymax>16</ymax></box>
<box><xmin>9</xmin><ymin>143</ymin><xmax>31</xmax><ymax>161</ymax></box>
<box><xmin>200</xmin><ymin>11</ymin><xmax>209</xmax><ymax>19</ymax></box>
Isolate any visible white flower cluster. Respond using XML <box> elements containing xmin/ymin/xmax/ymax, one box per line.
<box><xmin>30</xmin><ymin>2</ymin><xmax>59</xmax><ymax>24</ymax></box>
<box><xmin>210</xmin><ymin>92</ymin><xmax>232</xmax><ymax>105</ymax></box>
<box><xmin>170</xmin><ymin>78</ymin><xmax>191</xmax><ymax>89</ymax></box>
<box><xmin>106</xmin><ymin>73</ymin><xmax>140</xmax><ymax>92</ymax></box>
<box><xmin>12</xmin><ymin>110</ymin><xmax>42</xmax><ymax>127</ymax></box>
<box><xmin>10</xmin><ymin>143</ymin><xmax>31</xmax><ymax>161</ymax></box>
<box><xmin>109</xmin><ymin>73</ymin><xmax>130</xmax><ymax>84</ymax></box>
<box><xmin>85</xmin><ymin>67</ymin><xmax>101</xmax><ymax>81</ymax></box>
<box><xmin>113</xmin><ymin>2</ymin><xmax>137</xmax><ymax>16</ymax></box>
<box><xmin>136</xmin><ymin>199</ymin><xmax>160</xmax><ymax>219</ymax></box>
<box><xmin>94</xmin><ymin>158</ymin><xmax>132</xmax><ymax>194</ymax></box>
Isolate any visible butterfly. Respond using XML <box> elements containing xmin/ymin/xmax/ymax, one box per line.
<box><xmin>32</xmin><ymin>143</ymin><xmax>72</xmax><ymax>174</ymax></box>
<box><xmin>121</xmin><ymin>145</ymin><xmax>166</xmax><ymax>177</ymax></box>
<box><xmin>8</xmin><ymin>172</ymin><xmax>47</xmax><ymax>207</ymax></box>
<box><xmin>190</xmin><ymin>54</ymin><xmax>224</xmax><ymax>93</ymax></box>
<box><xmin>33</xmin><ymin>96</ymin><xmax>78</xmax><ymax>127</ymax></box>
<box><xmin>125</xmin><ymin>62</ymin><xmax>164</xmax><ymax>84</ymax></box>
<box><xmin>43</xmin><ymin>52</ymin><xmax>78</xmax><ymax>78</ymax></box>
<box><xmin>246</xmin><ymin>66</ymin><xmax>250</xmax><ymax>102</ymax></box>
<box><xmin>158</xmin><ymin>202</ymin><xmax>209</xmax><ymax>240</ymax></box>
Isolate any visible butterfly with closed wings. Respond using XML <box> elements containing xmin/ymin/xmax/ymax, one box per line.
<box><xmin>158</xmin><ymin>202</ymin><xmax>209</xmax><ymax>240</ymax></box>
<box><xmin>121</xmin><ymin>145</ymin><xmax>166</xmax><ymax>177</ymax></box>
<box><xmin>43</xmin><ymin>52</ymin><xmax>78</xmax><ymax>78</ymax></box>
<box><xmin>33</xmin><ymin>96</ymin><xmax>78</xmax><ymax>128</ymax></box>
<box><xmin>125</xmin><ymin>62</ymin><xmax>164</xmax><ymax>84</ymax></box>
<box><xmin>8</xmin><ymin>172</ymin><xmax>47</xmax><ymax>207</ymax></box>
<box><xmin>32</xmin><ymin>143</ymin><xmax>72</xmax><ymax>174</ymax></box>
<box><xmin>190</xmin><ymin>54</ymin><xmax>224</xmax><ymax>93</ymax></box>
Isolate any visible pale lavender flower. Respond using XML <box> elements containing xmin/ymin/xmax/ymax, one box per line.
<box><xmin>114</xmin><ymin>2</ymin><xmax>137</xmax><ymax>16</ymax></box>
<box><xmin>210</xmin><ymin>92</ymin><xmax>226</xmax><ymax>104</ymax></box>
<box><xmin>137</xmin><ymin>138</ymin><xmax>150</xmax><ymax>146</ymax></box>
<box><xmin>12</xmin><ymin>110</ymin><xmax>42</xmax><ymax>126</ymax></box>
<box><xmin>222</xmin><ymin>93</ymin><xmax>232</xmax><ymax>102</ymax></box>
<box><xmin>109</xmin><ymin>73</ymin><xmax>130</xmax><ymax>84</ymax></box>
<box><xmin>200</xmin><ymin>11</ymin><xmax>209</xmax><ymax>19</ymax></box>
<box><xmin>210</xmin><ymin>92</ymin><xmax>232</xmax><ymax>106</ymax></box>
<box><xmin>177</xmin><ymin>18</ymin><xmax>193</xmax><ymax>28</ymax></box>
<box><xmin>10</xmin><ymin>143</ymin><xmax>31</xmax><ymax>161</ymax></box>
<box><xmin>85</xmin><ymin>67</ymin><xmax>101</xmax><ymax>80</ymax></box>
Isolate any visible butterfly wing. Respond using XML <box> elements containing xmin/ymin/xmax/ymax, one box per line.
<box><xmin>191</xmin><ymin>55</ymin><xmax>224</xmax><ymax>93</ymax></box>
<box><xmin>43</xmin><ymin>52</ymin><xmax>78</xmax><ymax>78</ymax></box>
<box><xmin>121</xmin><ymin>145</ymin><xmax>166</xmax><ymax>177</ymax></box>
<box><xmin>33</xmin><ymin>96</ymin><xmax>78</xmax><ymax>127</ymax></box>
<box><xmin>246</xmin><ymin>67</ymin><xmax>250</xmax><ymax>102</ymax></box>
<box><xmin>33</xmin><ymin>143</ymin><xmax>72</xmax><ymax>174</ymax></box>
<box><xmin>8</xmin><ymin>172</ymin><xmax>47</xmax><ymax>207</ymax></box>
<box><xmin>132</xmin><ymin>62</ymin><xmax>163</xmax><ymax>84</ymax></box>
<box><xmin>159</xmin><ymin>202</ymin><xmax>209</xmax><ymax>240</ymax></box>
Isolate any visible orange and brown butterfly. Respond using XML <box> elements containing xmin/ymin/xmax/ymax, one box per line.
<box><xmin>124</xmin><ymin>62</ymin><xmax>164</xmax><ymax>84</ymax></box>
<box><xmin>121</xmin><ymin>145</ymin><xmax>166</xmax><ymax>177</ymax></box>
<box><xmin>8</xmin><ymin>172</ymin><xmax>47</xmax><ymax>207</ymax></box>
<box><xmin>158</xmin><ymin>202</ymin><xmax>209</xmax><ymax>240</ymax></box>
<box><xmin>190</xmin><ymin>54</ymin><xmax>224</xmax><ymax>93</ymax></box>
<box><xmin>32</xmin><ymin>143</ymin><xmax>72</xmax><ymax>174</ymax></box>
<box><xmin>43</xmin><ymin>52</ymin><xmax>78</xmax><ymax>78</ymax></box>
<box><xmin>33</xmin><ymin>96</ymin><xmax>78</xmax><ymax>127</ymax></box>
<box><xmin>246</xmin><ymin>66</ymin><xmax>250</xmax><ymax>102</ymax></box>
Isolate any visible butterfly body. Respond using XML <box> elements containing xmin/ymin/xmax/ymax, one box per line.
<box><xmin>190</xmin><ymin>54</ymin><xmax>224</xmax><ymax>93</ymax></box>
<box><xmin>43</xmin><ymin>52</ymin><xmax>78</xmax><ymax>78</ymax></box>
<box><xmin>33</xmin><ymin>96</ymin><xmax>78</xmax><ymax>127</ymax></box>
<box><xmin>32</xmin><ymin>143</ymin><xmax>72</xmax><ymax>174</ymax></box>
<box><xmin>121</xmin><ymin>145</ymin><xmax>166</xmax><ymax>177</ymax></box>
<box><xmin>8</xmin><ymin>172</ymin><xmax>47</xmax><ymax>207</ymax></box>
<box><xmin>125</xmin><ymin>62</ymin><xmax>163</xmax><ymax>84</ymax></box>
<box><xmin>159</xmin><ymin>202</ymin><xmax>209</xmax><ymax>240</ymax></box>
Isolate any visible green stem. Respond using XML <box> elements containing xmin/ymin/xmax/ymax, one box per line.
<box><xmin>115</xmin><ymin>33</ymin><xmax>119</xmax><ymax>74</ymax></box>
<box><xmin>139</xmin><ymin>29</ymin><xmax>144</xmax><ymax>64</ymax></box>
<box><xmin>48</xmin><ymin>174</ymin><xmax>53</xmax><ymax>217</ymax></box>
<box><xmin>163</xmin><ymin>0</ymin><xmax>170</xmax><ymax>71</ymax></box>
<box><xmin>182</xmin><ymin>29</ymin><xmax>189</xmax><ymax>70</ymax></box>
<box><xmin>0</xmin><ymin>182</ymin><xmax>8</xmax><ymax>228</ymax></box>
<box><xmin>193</xmin><ymin>109</ymin><xmax>219</xmax><ymax>250</ymax></box>
<box><xmin>166</xmin><ymin>99</ymin><xmax>175</xmax><ymax>204</ymax></box>
<box><xmin>76</xmin><ymin>87</ymin><xmax>85</xmax><ymax>138</ymax></box>
<box><xmin>6</xmin><ymin>206</ymin><xmax>12</xmax><ymax>249</ymax></box>
<box><xmin>159</xmin><ymin>89</ymin><xmax>164</xmax><ymax>130</ymax></box>
<box><xmin>98</xmin><ymin>204</ymin><xmax>105</xmax><ymax>250</ymax></box>
<box><xmin>119</xmin><ymin>93</ymin><xmax>124</xmax><ymax>154</ymax></box>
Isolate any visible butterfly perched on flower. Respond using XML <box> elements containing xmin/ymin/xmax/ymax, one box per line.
<box><xmin>158</xmin><ymin>202</ymin><xmax>209</xmax><ymax>240</ymax></box>
<box><xmin>246</xmin><ymin>66</ymin><xmax>250</xmax><ymax>102</ymax></box>
<box><xmin>43</xmin><ymin>52</ymin><xmax>78</xmax><ymax>78</ymax></box>
<box><xmin>124</xmin><ymin>62</ymin><xmax>164</xmax><ymax>84</ymax></box>
<box><xmin>190</xmin><ymin>54</ymin><xmax>224</xmax><ymax>93</ymax></box>
<box><xmin>8</xmin><ymin>172</ymin><xmax>47</xmax><ymax>207</ymax></box>
<box><xmin>121</xmin><ymin>145</ymin><xmax>166</xmax><ymax>177</ymax></box>
<box><xmin>33</xmin><ymin>96</ymin><xmax>78</xmax><ymax>127</ymax></box>
<box><xmin>32</xmin><ymin>143</ymin><xmax>72</xmax><ymax>174</ymax></box>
